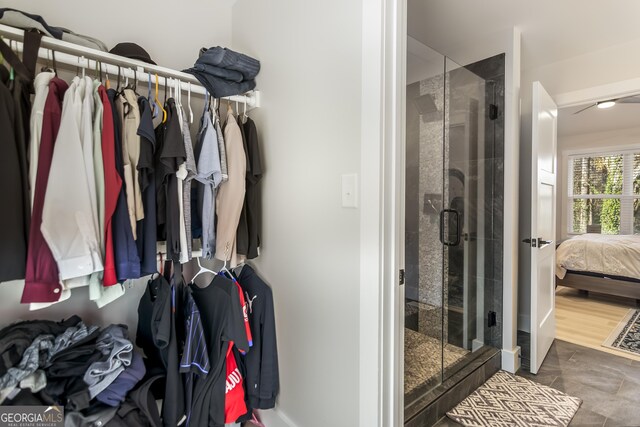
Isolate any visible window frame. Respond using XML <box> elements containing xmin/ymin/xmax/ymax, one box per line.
<box><xmin>567</xmin><ymin>148</ymin><xmax>639</xmax><ymax>235</ymax></box>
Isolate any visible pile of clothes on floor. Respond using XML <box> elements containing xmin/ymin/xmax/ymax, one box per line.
<box><xmin>0</xmin><ymin>316</ymin><xmax>162</xmax><ymax>426</ymax></box>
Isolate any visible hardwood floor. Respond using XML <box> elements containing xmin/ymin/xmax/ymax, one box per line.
<box><xmin>555</xmin><ymin>286</ymin><xmax>640</xmax><ymax>362</ymax></box>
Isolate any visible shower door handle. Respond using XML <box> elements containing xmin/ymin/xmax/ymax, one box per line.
<box><xmin>439</xmin><ymin>209</ymin><xmax>461</xmax><ymax>246</ymax></box>
<box><xmin>449</xmin><ymin>209</ymin><xmax>461</xmax><ymax>246</ymax></box>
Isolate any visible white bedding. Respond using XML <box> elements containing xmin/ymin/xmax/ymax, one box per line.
<box><xmin>555</xmin><ymin>233</ymin><xmax>640</xmax><ymax>280</ymax></box>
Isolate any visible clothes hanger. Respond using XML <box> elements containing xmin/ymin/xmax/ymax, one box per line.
<box><xmin>188</xmin><ymin>82</ymin><xmax>194</xmax><ymax>124</ymax></box>
<box><xmin>191</xmin><ymin>257</ymin><xmax>215</xmax><ymax>284</ymax></box>
<box><xmin>163</xmin><ymin>75</ymin><xmax>168</xmax><ymax>107</ymax></box>
<box><xmin>154</xmin><ymin>73</ymin><xmax>167</xmax><ymax>123</ymax></box>
<box><xmin>105</xmin><ymin>65</ymin><xmax>111</xmax><ymax>90</ymax></box>
<box><xmin>51</xmin><ymin>50</ymin><xmax>57</xmax><ymax>75</ymax></box>
<box><xmin>131</xmin><ymin>68</ymin><xmax>138</xmax><ymax>93</ymax></box>
<box><xmin>8</xmin><ymin>41</ymin><xmax>14</xmax><ymax>88</ymax></box>
<box><xmin>116</xmin><ymin>65</ymin><xmax>122</xmax><ymax>92</ymax></box>
<box><xmin>148</xmin><ymin>72</ymin><xmax>158</xmax><ymax>118</ymax></box>
<box><xmin>40</xmin><ymin>49</ymin><xmax>51</xmax><ymax>73</ymax></box>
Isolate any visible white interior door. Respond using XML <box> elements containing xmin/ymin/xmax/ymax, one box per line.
<box><xmin>529</xmin><ymin>82</ymin><xmax>557</xmax><ymax>374</ymax></box>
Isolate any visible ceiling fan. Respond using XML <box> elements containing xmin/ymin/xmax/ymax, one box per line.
<box><xmin>573</xmin><ymin>93</ymin><xmax>640</xmax><ymax>114</ymax></box>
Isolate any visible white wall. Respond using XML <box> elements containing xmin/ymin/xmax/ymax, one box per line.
<box><xmin>231</xmin><ymin>1</ymin><xmax>363</xmax><ymax>426</ymax></box>
<box><xmin>0</xmin><ymin>0</ymin><xmax>235</xmax><ymax>70</ymax></box>
<box><xmin>556</xmin><ymin>126</ymin><xmax>640</xmax><ymax>240</ymax></box>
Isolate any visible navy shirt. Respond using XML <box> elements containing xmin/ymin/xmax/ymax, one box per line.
<box><xmin>236</xmin><ymin>265</ymin><xmax>278</xmax><ymax>409</ymax></box>
<box><xmin>136</xmin><ymin>97</ymin><xmax>157</xmax><ymax>276</ymax></box>
<box><xmin>107</xmin><ymin>88</ymin><xmax>140</xmax><ymax>281</ymax></box>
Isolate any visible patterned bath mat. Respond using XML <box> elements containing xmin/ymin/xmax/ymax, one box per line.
<box><xmin>603</xmin><ymin>309</ymin><xmax>640</xmax><ymax>356</ymax></box>
<box><xmin>447</xmin><ymin>370</ymin><xmax>581</xmax><ymax>427</ymax></box>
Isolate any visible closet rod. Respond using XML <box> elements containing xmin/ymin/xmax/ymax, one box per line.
<box><xmin>0</xmin><ymin>23</ymin><xmax>260</xmax><ymax>107</ymax></box>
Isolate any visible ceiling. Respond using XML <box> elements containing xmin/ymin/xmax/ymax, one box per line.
<box><xmin>408</xmin><ymin>0</ymin><xmax>640</xmax><ymax>71</ymax></box>
<box><xmin>408</xmin><ymin>0</ymin><xmax>640</xmax><ymax>137</ymax></box>
<box><xmin>558</xmin><ymin>100</ymin><xmax>640</xmax><ymax>137</ymax></box>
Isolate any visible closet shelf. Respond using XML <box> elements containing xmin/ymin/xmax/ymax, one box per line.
<box><xmin>0</xmin><ymin>23</ymin><xmax>260</xmax><ymax>107</ymax></box>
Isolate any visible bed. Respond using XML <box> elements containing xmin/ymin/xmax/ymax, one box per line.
<box><xmin>555</xmin><ymin>233</ymin><xmax>640</xmax><ymax>302</ymax></box>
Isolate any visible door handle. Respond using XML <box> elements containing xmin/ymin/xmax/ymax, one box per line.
<box><xmin>537</xmin><ymin>238</ymin><xmax>553</xmax><ymax>247</ymax></box>
<box><xmin>439</xmin><ymin>209</ymin><xmax>461</xmax><ymax>247</ymax></box>
<box><xmin>449</xmin><ymin>209</ymin><xmax>461</xmax><ymax>246</ymax></box>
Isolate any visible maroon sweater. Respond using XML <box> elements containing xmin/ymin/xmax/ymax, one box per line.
<box><xmin>21</xmin><ymin>77</ymin><xmax>68</xmax><ymax>303</ymax></box>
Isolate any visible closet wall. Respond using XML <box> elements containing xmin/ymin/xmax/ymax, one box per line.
<box><xmin>231</xmin><ymin>1</ymin><xmax>363</xmax><ymax>427</ymax></box>
<box><xmin>0</xmin><ymin>0</ymin><xmax>234</xmax><ymax>69</ymax></box>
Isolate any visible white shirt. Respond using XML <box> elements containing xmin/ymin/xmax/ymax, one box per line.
<box><xmin>29</xmin><ymin>72</ymin><xmax>55</xmax><ymax>208</ymax></box>
<box><xmin>41</xmin><ymin>78</ymin><xmax>103</xmax><ymax>284</ymax></box>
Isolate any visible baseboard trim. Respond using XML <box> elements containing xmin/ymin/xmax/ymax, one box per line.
<box><xmin>257</xmin><ymin>408</ymin><xmax>298</xmax><ymax>427</ymax></box>
<box><xmin>501</xmin><ymin>346</ymin><xmax>521</xmax><ymax>373</ymax></box>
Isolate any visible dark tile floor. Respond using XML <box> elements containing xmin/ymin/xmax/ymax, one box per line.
<box><xmin>433</xmin><ymin>340</ymin><xmax>640</xmax><ymax>426</ymax></box>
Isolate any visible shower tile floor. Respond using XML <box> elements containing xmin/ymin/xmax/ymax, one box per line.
<box><xmin>404</xmin><ymin>328</ymin><xmax>469</xmax><ymax>395</ymax></box>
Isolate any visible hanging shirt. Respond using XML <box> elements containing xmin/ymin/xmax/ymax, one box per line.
<box><xmin>81</xmin><ymin>77</ymin><xmax>99</xmax><ymax>247</ymax></box>
<box><xmin>92</xmin><ymin>80</ymin><xmax>105</xmax><ymax>255</ymax></box>
<box><xmin>60</xmin><ymin>76</ymin><xmax>101</xmax><ymax>291</ymax></box>
<box><xmin>236</xmin><ymin>265</ymin><xmax>279</xmax><ymax>409</ymax></box>
<box><xmin>117</xmin><ymin>89</ymin><xmax>144</xmax><ymax>240</ymax></box>
<box><xmin>188</xmin><ymin>274</ymin><xmax>250</xmax><ymax>427</ymax></box>
<box><xmin>136</xmin><ymin>97</ymin><xmax>157</xmax><ymax>276</ymax></box>
<box><xmin>0</xmin><ymin>34</ymin><xmax>39</xmax><ymax>282</ymax></box>
<box><xmin>87</xmin><ymin>81</ymin><xmax>124</xmax><ymax>307</ymax></box>
<box><xmin>194</xmin><ymin>105</ymin><xmax>223</xmax><ymax>259</ymax></box>
<box><xmin>156</xmin><ymin>99</ymin><xmax>186</xmax><ymax>263</ymax></box>
<box><xmin>235</xmin><ymin>115</ymin><xmax>249</xmax><ymax>262</ymax></box>
<box><xmin>181</xmin><ymin>286</ymin><xmax>210</xmax><ymax>426</ymax></box>
<box><xmin>177</xmin><ymin>108</ymin><xmax>197</xmax><ymax>264</ymax></box>
<box><xmin>21</xmin><ymin>77</ymin><xmax>68</xmax><ymax>303</ymax></box>
<box><xmin>215</xmin><ymin>109</ymin><xmax>246</xmax><ymax>266</ymax></box>
<box><xmin>237</xmin><ymin>117</ymin><xmax>263</xmax><ymax>260</ymax></box>
<box><xmin>213</xmin><ymin>109</ymin><xmax>228</xmax><ymax>182</ymax></box>
<box><xmin>108</xmin><ymin>88</ymin><xmax>140</xmax><ymax>282</ymax></box>
<box><xmin>136</xmin><ymin>267</ymin><xmax>184</xmax><ymax>427</ymax></box>
<box><xmin>100</xmin><ymin>86</ymin><xmax>123</xmax><ymax>286</ymax></box>
<box><xmin>28</xmin><ymin>71</ymin><xmax>54</xmax><ymax>208</ymax></box>
<box><xmin>41</xmin><ymin>78</ymin><xmax>103</xmax><ymax>284</ymax></box>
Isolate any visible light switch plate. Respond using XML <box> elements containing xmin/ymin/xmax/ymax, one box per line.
<box><xmin>342</xmin><ymin>173</ymin><xmax>358</xmax><ymax>208</ymax></box>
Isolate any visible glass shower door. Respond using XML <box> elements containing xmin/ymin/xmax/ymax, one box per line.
<box><xmin>404</xmin><ymin>44</ymin><xmax>446</xmax><ymax>408</ymax></box>
<box><xmin>404</xmin><ymin>51</ymin><xmax>501</xmax><ymax>418</ymax></box>
<box><xmin>442</xmin><ymin>58</ymin><xmax>486</xmax><ymax>380</ymax></box>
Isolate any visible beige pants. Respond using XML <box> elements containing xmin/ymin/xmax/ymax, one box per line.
<box><xmin>215</xmin><ymin>112</ymin><xmax>246</xmax><ymax>266</ymax></box>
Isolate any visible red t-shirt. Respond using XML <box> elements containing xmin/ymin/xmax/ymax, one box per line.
<box><xmin>225</xmin><ymin>342</ymin><xmax>247</xmax><ymax>423</ymax></box>
<box><xmin>234</xmin><ymin>280</ymin><xmax>253</xmax><ymax>349</ymax></box>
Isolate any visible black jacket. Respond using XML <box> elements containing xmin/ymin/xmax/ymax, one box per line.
<box><xmin>237</xmin><ymin>265</ymin><xmax>279</xmax><ymax>409</ymax></box>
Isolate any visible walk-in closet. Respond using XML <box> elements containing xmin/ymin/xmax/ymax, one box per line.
<box><xmin>0</xmin><ymin>5</ymin><xmax>278</xmax><ymax>426</ymax></box>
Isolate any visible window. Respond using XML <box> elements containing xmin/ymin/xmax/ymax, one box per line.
<box><xmin>568</xmin><ymin>149</ymin><xmax>640</xmax><ymax>235</ymax></box>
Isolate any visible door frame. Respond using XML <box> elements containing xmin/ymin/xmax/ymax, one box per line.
<box><xmin>359</xmin><ymin>0</ymin><xmax>406</xmax><ymax>426</ymax></box>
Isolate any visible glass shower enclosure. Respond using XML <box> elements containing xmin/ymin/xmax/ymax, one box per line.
<box><xmin>404</xmin><ymin>45</ymin><xmax>504</xmax><ymax>420</ymax></box>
